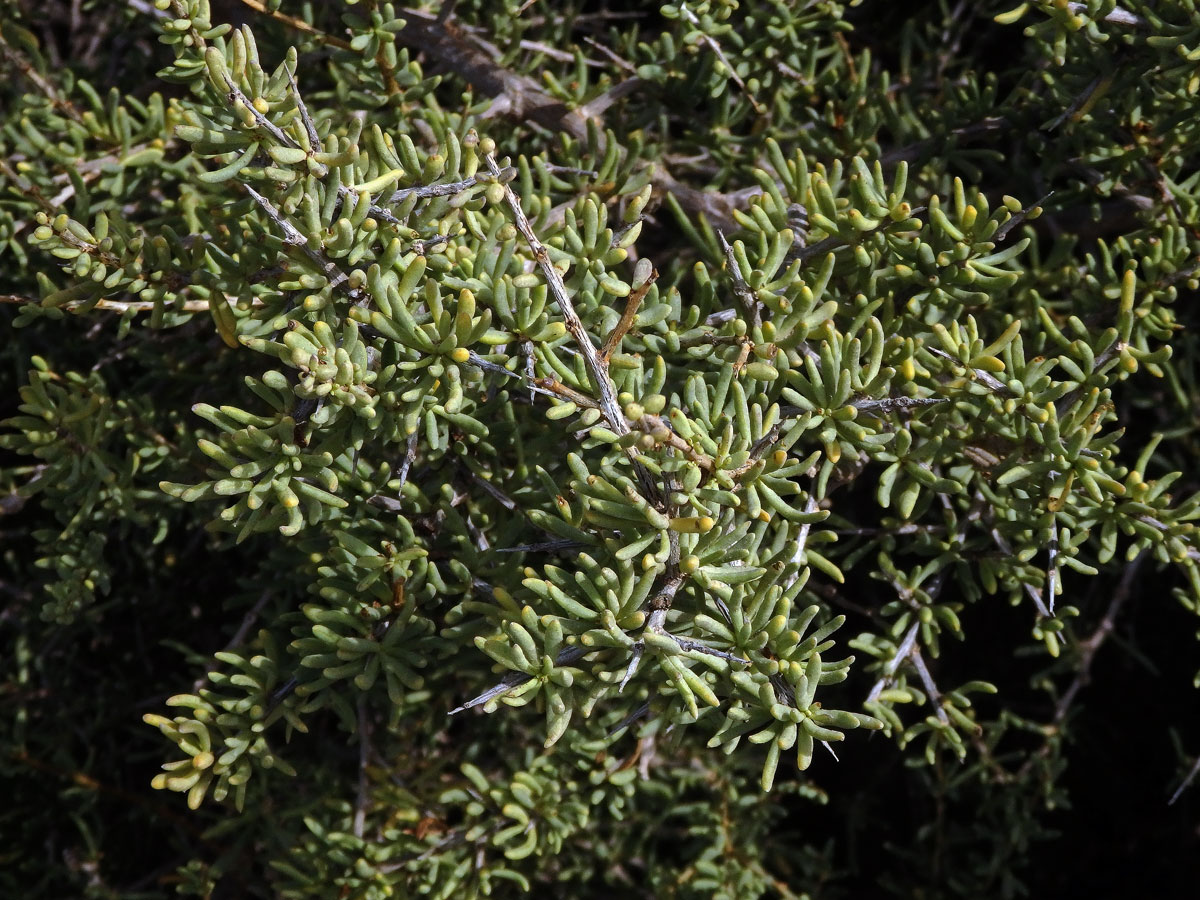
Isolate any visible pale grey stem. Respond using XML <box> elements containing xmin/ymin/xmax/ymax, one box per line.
<box><xmin>1045</xmin><ymin>517</ymin><xmax>1060</xmax><ymax>616</ymax></box>
<box><xmin>223</xmin><ymin>74</ymin><xmax>298</xmax><ymax>151</ymax></box>
<box><xmin>926</xmin><ymin>346</ymin><xmax>1011</xmax><ymax>394</ymax></box>
<box><xmin>788</xmin><ymin>494</ymin><xmax>820</xmax><ymax>573</ymax></box>
<box><xmin>1169</xmin><ymin>755</ymin><xmax>1200</xmax><ymax>806</ymax></box>
<box><xmin>673</xmin><ymin>638</ymin><xmax>750</xmax><ymax>666</ymax></box>
<box><xmin>284</xmin><ymin>65</ymin><xmax>323</xmax><ymax>163</ymax></box>
<box><xmin>910</xmin><ymin>647</ymin><xmax>950</xmax><ymax>725</ymax></box>
<box><xmin>353</xmin><ymin>696</ymin><xmax>370</xmax><ymax>838</ymax></box>
<box><xmin>484</xmin><ymin>150</ymin><xmax>664</xmax><ymax>510</ymax></box>
<box><xmin>1066</xmin><ymin>2</ymin><xmax>1142</xmax><ymax>26</ymax></box>
<box><xmin>850</xmin><ymin>396</ymin><xmax>947</xmax><ymax>415</ymax></box>
<box><xmin>992</xmin><ymin>528</ymin><xmax>1052</xmax><ymax>617</ymax></box>
<box><xmin>619</xmin><ymin>643</ymin><xmax>644</xmax><ymax>692</ymax></box>
<box><xmin>866</xmin><ymin>621</ymin><xmax>921</xmax><ymax>704</ymax></box>
<box><xmin>717</xmin><ymin>229</ymin><xmax>761</xmax><ymax>328</ymax></box>
<box><xmin>463</xmin><ymin>350</ymin><xmax>600</xmax><ymax>407</ymax></box>
<box><xmin>449</xmin><ymin>646</ymin><xmax>590</xmax><ymax>714</ymax></box>
<box><xmin>243</xmin><ymin>185</ymin><xmax>358</xmax><ymax>299</ymax></box>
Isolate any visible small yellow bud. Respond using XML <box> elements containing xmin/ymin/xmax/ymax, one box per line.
<box><xmin>669</xmin><ymin>516</ymin><xmax>715</xmax><ymax>534</ymax></box>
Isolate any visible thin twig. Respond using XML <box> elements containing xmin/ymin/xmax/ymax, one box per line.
<box><xmin>1052</xmin><ymin>551</ymin><xmax>1145</xmax><ymax>724</ymax></box>
<box><xmin>1169</xmin><ymin>755</ymin><xmax>1200</xmax><ymax>806</ymax></box>
<box><xmin>449</xmin><ymin>647</ymin><xmax>590</xmax><ymax>714</ymax></box>
<box><xmin>462</xmin><ymin>350</ymin><xmax>601</xmax><ymax>408</ymax></box>
<box><xmin>788</xmin><ymin>494</ymin><xmax>820</xmax><ymax>574</ymax></box>
<box><xmin>236</xmin><ymin>0</ymin><xmax>354</xmax><ymax>50</ymax></box>
<box><xmin>792</xmin><ymin>206</ymin><xmax>927</xmax><ymax>265</ymax></box>
<box><xmin>926</xmin><ymin>346</ymin><xmax>1012</xmax><ymax>395</ymax></box>
<box><xmin>353</xmin><ymin>696</ymin><xmax>371</xmax><ymax>838</ymax></box>
<box><xmin>396</xmin><ymin>431</ymin><xmax>419</xmax><ymax>492</ymax></box>
<box><xmin>911</xmin><ymin>647</ymin><xmax>950</xmax><ymax>725</ymax></box>
<box><xmin>601</xmin><ymin>267</ymin><xmax>658</xmax><ymax>361</ymax></box>
<box><xmin>1044</xmin><ymin>517</ymin><xmax>1060</xmax><ymax>616</ymax></box>
<box><xmin>388</xmin><ymin>171</ymin><xmax>510</xmax><ymax>205</ymax></box>
<box><xmin>483</xmin><ymin>153</ymin><xmax>620</xmax><ymax>423</ymax></box>
<box><xmin>674</xmin><ymin>637</ymin><xmax>750</xmax><ymax>665</ymax></box>
<box><xmin>484</xmin><ymin>150</ymin><xmax>665</xmax><ymax>509</ymax></box>
<box><xmin>192</xmin><ymin>591</ymin><xmax>273</xmax><ymax>692</ymax></box>
<box><xmin>628</xmin><ymin>412</ymin><xmax>714</xmax><ymax>470</ymax></box>
<box><xmin>993</xmin><ymin>191</ymin><xmax>1054</xmax><ymax>242</ymax></box>
<box><xmin>285</xmin><ymin>65</ymin><xmax>322</xmax><ymax>150</ymax></box>
<box><xmin>678</xmin><ymin>3</ymin><xmax>765</xmax><ymax>115</ymax></box>
<box><xmin>992</xmin><ymin>528</ymin><xmax>1052</xmax><ymax>618</ymax></box>
<box><xmin>243</xmin><ymin>185</ymin><xmax>360</xmax><ymax>301</ymax></box>
<box><xmin>867</xmin><ymin>621</ymin><xmax>921</xmax><ymax>704</ymax></box>
<box><xmin>717</xmin><ymin>230</ymin><xmax>760</xmax><ymax>329</ymax></box>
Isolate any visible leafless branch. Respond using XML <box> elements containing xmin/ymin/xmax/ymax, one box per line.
<box><xmin>1052</xmin><ymin>550</ymin><xmax>1145</xmax><ymax>724</ymax></box>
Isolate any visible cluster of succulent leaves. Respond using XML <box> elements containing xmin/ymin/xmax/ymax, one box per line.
<box><xmin>4</xmin><ymin>0</ymin><xmax>1200</xmax><ymax>897</ymax></box>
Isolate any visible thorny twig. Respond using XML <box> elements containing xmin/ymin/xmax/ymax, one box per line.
<box><xmin>243</xmin><ymin>185</ymin><xmax>362</xmax><ymax>301</ymax></box>
<box><xmin>484</xmin><ymin>151</ymin><xmax>666</xmax><ymax>515</ymax></box>
<box><xmin>450</xmin><ymin>647</ymin><xmax>590</xmax><ymax>714</ymax></box>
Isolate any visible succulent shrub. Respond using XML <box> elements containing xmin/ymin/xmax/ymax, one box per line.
<box><xmin>4</xmin><ymin>0</ymin><xmax>1200</xmax><ymax>897</ymax></box>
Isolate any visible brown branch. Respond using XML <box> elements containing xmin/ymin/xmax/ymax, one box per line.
<box><xmin>236</xmin><ymin>0</ymin><xmax>353</xmax><ymax>50</ymax></box>
<box><xmin>601</xmin><ymin>266</ymin><xmax>658</xmax><ymax>361</ymax></box>
<box><xmin>628</xmin><ymin>413</ymin><xmax>714</xmax><ymax>471</ymax></box>
<box><xmin>533</xmin><ymin>377</ymin><xmax>600</xmax><ymax>409</ymax></box>
<box><xmin>0</xmin><ymin>28</ymin><xmax>83</xmax><ymax>123</ymax></box>
<box><xmin>394</xmin><ymin>8</ymin><xmax>743</xmax><ymax>229</ymax></box>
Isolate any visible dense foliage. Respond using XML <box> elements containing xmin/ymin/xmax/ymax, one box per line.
<box><xmin>4</xmin><ymin>0</ymin><xmax>1200</xmax><ymax>896</ymax></box>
